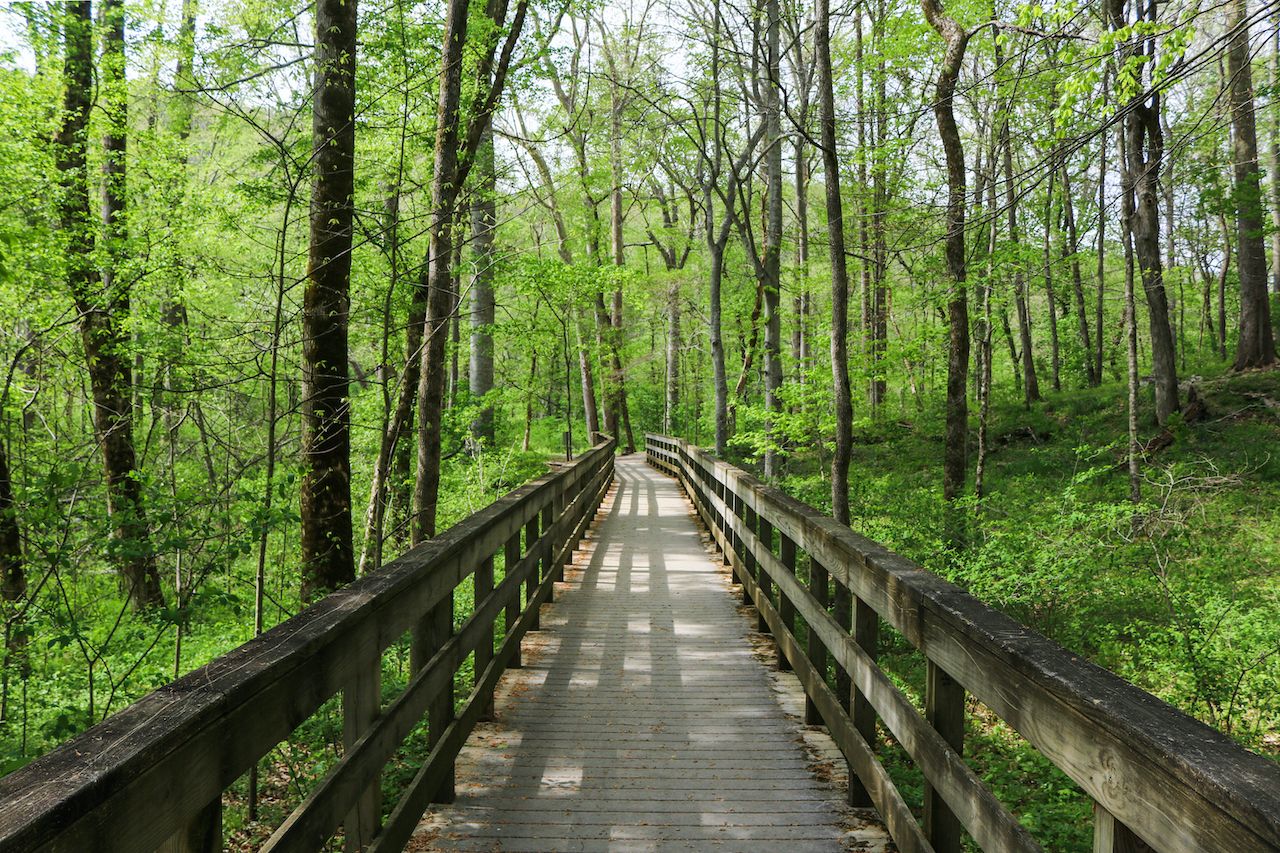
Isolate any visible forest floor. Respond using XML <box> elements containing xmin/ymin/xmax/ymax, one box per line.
<box><xmin>762</xmin><ymin>365</ymin><xmax>1280</xmax><ymax>850</ymax></box>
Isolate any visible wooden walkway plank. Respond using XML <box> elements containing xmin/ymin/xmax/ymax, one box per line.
<box><xmin>412</xmin><ymin>455</ymin><xmax>888</xmax><ymax>852</ymax></box>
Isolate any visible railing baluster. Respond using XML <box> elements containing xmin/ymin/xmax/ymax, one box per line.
<box><xmin>924</xmin><ymin>660</ymin><xmax>964</xmax><ymax>853</ymax></box>
<box><xmin>505</xmin><ymin>532</ymin><xmax>522</xmax><ymax>669</ymax></box>
<box><xmin>476</xmin><ymin>553</ymin><xmax>495</xmax><ymax>720</ymax></box>
<box><xmin>342</xmin><ymin>648</ymin><xmax>381</xmax><ymax>850</ymax></box>
<box><xmin>413</xmin><ymin>591</ymin><xmax>455</xmax><ymax>804</ymax></box>
<box><xmin>157</xmin><ymin>796</ymin><xmax>221</xmax><ymax>853</ymax></box>
<box><xmin>756</xmin><ymin>517</ymin><xmax>773</xmax><ymax>634</ymax></box>
<box><xmin>742</xmin><ymin>502</ymin><xmax>756</xmax><ymax>606</ymax></box>
<box><xmin>778</xmin><ymin>534</ymin><xmax>796</xmax><ymax>671</ymax></box>
<box><xmin>541</xmin><ymin>499</ymin><xmax>555</xmax><ymax>593</ymax></box>
<box><xmin>525</xmin><ymin>512</ymin><xmax>540</xmax><ymax>631</ymax></box>
<box><xmin>805</xmin><ymin>556</ymin><xmax>829</xmax><ymax>725</ymax></box>
<box><xmin>1093</xmin><ymin>802</ymin><xmax>1152</xmax><ymax>852</ymax></box>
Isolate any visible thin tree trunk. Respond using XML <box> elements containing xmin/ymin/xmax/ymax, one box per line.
<box><xmin>300</xmin><ymin>0</ymin><xmax>357</xmax><ymax>599</ymax></box>
<box><xmin>923</xmin><ymin>0</ymin><xmax>971</xmax><ymax>549</ymax></box>
<box><xmin>1061</xmin><ymin>163</ymin><xmax>1097</xmax><ymax>385</ymax></box>
<box><xmin>576</xmin><ymin>317</ymin><xmax>600</xmax><ymax>438</ymax></box>
<box><xmin>996</xmin><ymin>38</ymin><xmax>1039</xmax><ymax>406</ymax></box>
<box><xmin>1219</xmin><ymin>212</ymin><xmax>1232</xmax><ymax>360</ymax></box>
<box><xmin>664</xmin><ymin>280</ymin><xmax>680</xmax><ymax>433</ymax></box>
<box><xmin>61</xmin><ymin>0</ymin><xmax>164</xmax><ymax>609</ymax></box>
<box><xmin>1271</xmin><ymin>8</ymin><xmax>1280</xmax><ymax>295</ymax></box>
<box><xmin>413</xmin><ymin>0</ymin><xmax>529</xmax><ymax>541</ymax></box>
<box><xmin>1120</xmin><ymin>125</ymin><xmax>1141</xmax><ymax>503</ymax></box>
<box><xmin>1111</xmin><ymin>0</ymin><xmax>1178</xmax><ymax>424</ymax></box>
<box><xmin>818</xmin><ymin>0</ymin><xmax>852</xmax><ymax>525</ymax></box>
<box><xmin>762</xmin><ymin>0</ymin><xmax>784</xmax><ymax>478</ymax></box>
<box><xmin>1227</xmin><ymin>0</ymin><xmax>1278</xmax><ymax>369</ymax></box>
<box><xmin>1096</xmin><ymin>106</ymin><xmax>1108</xmax><ymax>384</ymax></box>
<box><xmin>1043</xmin><ymin>166</ymin><xmax>1061</xmax><ymax>391</ymax></box>
<box><xmin>470</xmin><ymin>128</ymin><xmax>497</xmax><ymax>443</ymax></box>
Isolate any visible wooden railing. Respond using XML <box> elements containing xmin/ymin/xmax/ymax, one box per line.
<box><xmin>645</xmin><ymin>433</ymin><xmax>1280</xmax><ymax>853</ymax></box>
<box><xmin>0</xmin><ymin>438</ymin><xmax>615</xmax><ymax>853</ymax></box>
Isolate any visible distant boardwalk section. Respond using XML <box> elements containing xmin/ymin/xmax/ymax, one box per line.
<box><xmin>414</xmin><ymin>455</ymin><xmax>870</xmax><ymax>852</ymax></box>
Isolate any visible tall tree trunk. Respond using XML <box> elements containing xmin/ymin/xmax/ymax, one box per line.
<box><xmin>1120</xmin><ymin>125</ymin><xmax>1141</xmax><ymax>503</ymax></box>
<box><xmin>470</xmin><ymin>128</ymin><xmax>497</xmax><ymax>443</ymax></box>
<box><xmin>1271</xmin><ymin>9</ymin><xmax>1280</xmax><ymax>295</ymax></box>
<box><xmin>413</xmin><ymin>0</ymin><xmax>529</xmax><ymax>541</ymax></box>
<box><xmin>818</xmin><ymin>0</ymin><xmax>852</xmax><ymax>526</ymax></box>
<box><xmin>576</xmin><ymin>317</ymin><xmax>600</xmax><ymax>438</ymax></box>
<box><xmin>61</xmin><ymin>0</ymin><xmax>164</xmax><ymax>609</ymax></box>
<box><xmin>300</xmin><ymin>0</ymin><xmax>357</xmax><ymax>599</ymax></box>
<box><xmin>664</xmin><ymin>280</ymin><xmax>680</xmax><ymax>433</ymax></box>
<box><xmin>0</xmin><ymin>439</ymin><xmax>26</xmax><ymax>693</ymax></box>
<box><xmin>709</xmin><ymin>240</ymin><xmax>730</xmax><ymax>455</ymax></box>
<box><xmin>1228</xmin><ymin>0</ymin><xmax>1278</xmax><ymax>369</ymax></box>
<box><xmin>1061</xmin><ymin>163</ymin><xmax>1097</xmax><ymax>385</ymax></box>
<box><xmin>996</xmin><ymin>38</ymin><xmax>1039</xmax><ymax>406</ymax></box>
<box><xmin>1043</xmin><ymin>166</ymin><xmax>1061</xmax><ymax>391</ymax></box>
<box><xmin>1096</xmin><ymin>108</ymin><xmax>1108</xmax><ymax>384</ymax></box>
<box><xmin>1111</xmin><ymin>0</ymin><xmax>1178</xmax><ymax>424</ymax></box>
<box><xmin>762</xmin><ymin>0</ymin><xmax>784</xmax><ymax>478</ymax></box>
<box><xmin>871</xmin><ymin>0</ymin><xmax>889</xmax><ymax>409</ymax></box>
<box><xmin>923</xmin><ymin>0</ymin><xmax>971</xmax><ymax>550</ymax></box>
<box><xmin>1219</xmin><ymin>212</ymin><xmax>1232</xmax><ymax>360</ymax></box>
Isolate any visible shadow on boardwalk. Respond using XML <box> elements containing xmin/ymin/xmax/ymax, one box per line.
<box><xmin>412</xmin><ymin>455</ymin><xmax>890</xmax><ymax>852</ymax></box>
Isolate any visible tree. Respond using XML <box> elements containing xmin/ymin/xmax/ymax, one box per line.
<box><xmin>817</xmin><ymin>0</ymin><xmax>852</xmax><ymax>526</ymax></box>
<box><xmin>922</xmin><ymin>0</ymin><xmax>971</xmax><ymax>548</ymax></box>
<box><xmin>300</xmin><ymin>0</ymin><xmax>359</xmax><ymax>600</ymax></box>
<box><xmin>60</xmin><ymin>0</ymin><xmax>164</xmax><ymax>610</ymax></box>
<box><xmin>413</xmin><ymin>0</ymin><xmax>529</xmax><ymax>542</ymax></box>
<box><xmin>1110</xmin><ymin>0</ymin><xmax>1179</xmax><ymax>424</ymax></box>
<box><xmin>1226</xmin><ymin>0</ymin><xmax>1277</xmax><ymax>369</ymax></box>
<box><xmin>470</xmin><ymin>129</ymin><xmax>497</xmax><ymax>445</ymax></box>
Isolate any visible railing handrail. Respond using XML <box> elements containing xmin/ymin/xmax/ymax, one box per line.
<box><xmin>0</xmin><ymin>439</ymin><xmax>615</xmax><ymax>853</ymax></box>
<box><xmin>644</xmin><ymin>432</ymin><xmax>1280</xmax><ymax>853</ymax></box>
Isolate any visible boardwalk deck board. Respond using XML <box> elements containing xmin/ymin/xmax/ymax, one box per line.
<box><xmin>413</xmin><ymin>455</ymin><xmax>886</xmax><ymax>852</ymax></box>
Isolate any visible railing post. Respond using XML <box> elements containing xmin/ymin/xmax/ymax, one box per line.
<box><xmin>342</xmin><ymin>648</ymin><xmax>381</xmax><ymax>849</ymax></box>
<box><xmin>850</xmin><ymin>595</ymin><xmax>879</xmax><ymax>804</ymax></box>
<box><xmin>1093</xmin><ymin>803</ymin><xmax>1153</xmax><ymax>852</ymax></box>
<box><xmin>476</xmin><ymin>553</ymin><xmax>495</xmax><ymax>720</ymax></box>
<box><xmin>541</xmin><ymin>498</ymin><xmax>555</xmax><ymax>594</ymax></box>
<box><xmin>924</xmin><ymin>660</ymin><xmax>964</xmax><ymax>853</ymax></box>
<box><xmin>777</xmin><ymin>535</ymin><xmax>796</xmax><ymax>671</ymax></box>
<box><xmin>756</xmin><ymin>517</ymin><xmax>774</xmax><ymax>634</ymax></box>
<box><xmin>805</xmin><ymin>556</ymin><xmax>829</xmax><ymax>725</ymax></box>
<box><xmin>157</xmin><ymin>797</ymin><xmax>222</xmax><ymax>853</ymax></box>
<box><xmin>524</xmin><ymin>513</ymin><xmax>540</xmax><ymax>631</ymax></box>
<box><xmin>505</xmin><ymin>532</ymin><xmax>522</xmax><ymax>668</ymax></box>
<box><xmin>413</xmin><ymin>593</ymin><xmax>454</xmax><ymax>804</ymax></box>
<box><xmin>741</xmin><ymin>503</ymin><xmax>756</xmax><ymax>605</ymax></box>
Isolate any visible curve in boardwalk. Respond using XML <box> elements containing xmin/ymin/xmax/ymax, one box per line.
<box><xmin>413</xmin><ymin>454</ymin><xmax>876</xmax><ymax>852</ymax></box>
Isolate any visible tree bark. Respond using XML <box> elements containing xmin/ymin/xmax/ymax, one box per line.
<box><xmin>922</xmin><ymin>0</ymin><xmax>971</xmax><ymax>548</ymax></box>
<box><xmin>1061</xmin><ymin>163</ymin><xmax>1097</xmax><ymax>385</ymax></box>
<box><xmin>1227</xmin><ymin>0</ymin><xmax>1278</xmax><ymax>369</ymax></box>
<box><xmin>1043</xmin><ymin>166</ymin><xmax>1061</xmax><ymax>391</ymax></box>
<box><xmin>762</xmin><ymin>0</ymin><xmax>784</xmax><ymax>478</ymax></box>
<box><xmin>664</xmin><ymin>280</ymin><xmax>680</xmax><ymax>433</ymax></box>
<box><xmin>995</xmin><ymin>35</ymin><xmax>1040</xmax><ymax>406</ymax></box>
<box><xmin>61</xmin><ymin>0</ymin><xmax>164</xmax><ymax>609</ymax></box>
<box><xmin>818</xmin><ymin>0</ymin><xmax>852</xmax><ymax>526</ymax></box>
<box><xmin>413</xmin><ymin>0</ymin><xmax>529</xmax><ymax>541</ymax></box>
<box><xmin>1110</xmin><ymin>0</ymin><xmax>1178</xmax><ymax>424</ymax></box>
<box><xmin>470</xmin><ymin>128</ymin><xmax>497</xmax><ymax>443</ymax></box>
<box><xmin>300</xmin><ymin>0</ymin><xmax>358</xmax><ymax>600</ymax></box>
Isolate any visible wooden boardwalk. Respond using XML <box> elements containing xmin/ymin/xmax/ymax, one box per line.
<box><xmin>413</xmin><ymin>455</ymin><xmax>886</xmax><ymax>852</ymax></box>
